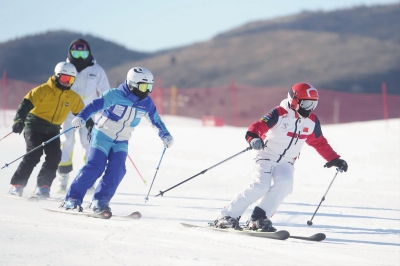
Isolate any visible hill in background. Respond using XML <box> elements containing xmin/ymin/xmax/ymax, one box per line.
<box><xmin>0</xmin><ymin>3</ymin><xmax>399</xmax><ymax>94</ymax></box>
<box><xmin>108</xmin><ymin>4</ymin><xmax>400</xmax><ymax>94</ymax></box>
<box><xmin>0</xmin><ymin>31</ymin><xmax>151</xmax><ymax>84</ymax></box>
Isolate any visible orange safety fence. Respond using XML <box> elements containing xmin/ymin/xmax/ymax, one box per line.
<box><xmin>1</xmin><ymin>78</ymin><xmax>399</xmax><ymax>127</ymax></box>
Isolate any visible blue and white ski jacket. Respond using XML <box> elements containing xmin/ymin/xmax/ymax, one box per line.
<box><xmin>76</xmin><ymin>82</ymin><xmax>171</xmax><ymax>142</ymax></box>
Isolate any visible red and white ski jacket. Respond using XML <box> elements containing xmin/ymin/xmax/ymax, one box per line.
<box><xmin>246</xmin><ymin>99</ymin><xmax>340</xmax><ymax>164</ymax></box>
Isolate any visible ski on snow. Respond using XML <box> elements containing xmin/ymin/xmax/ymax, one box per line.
<box><xmin>181</xmin><ymin>223</ymin><xmax>290</xmax><ymax>240</ymax></box>
<box><xmin>2</xmin><ymin>194</ymin><xmax>63</xmax><ymax>202</ymax></box>
<box><xmin>289</xmin><ymin>233</ymin><xmax>326</xmax><ymax>242</ymax></box>
<box><xmin>180</xmin><ymin>223</ymin><xmax>326</xmax><ymax>242</ymax></box>
<box><xmin>42</xmin><ymin>207</ymin><xmax>141</xmax><ymax>220</ymax></box>
<box><xmin>113</xmin><ymin>212</ymin><xmax>142</xmax><ymax>219</ymax></box>
<box><xmin>42</xmin><ymin>207</ymin><xmax>112</xmax><ymax>219</ymax></box>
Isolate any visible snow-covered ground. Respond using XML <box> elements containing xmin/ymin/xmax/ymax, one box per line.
<box><xmin>0</xmin><ymin>111</ymin><xmax>398</xmax><ymax>266</ymax></box>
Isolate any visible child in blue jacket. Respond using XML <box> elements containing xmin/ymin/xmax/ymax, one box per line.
<box><xmin>63</xmin><ymin>67</ymin><xmax>173</xmax><ymax>213</ymax></box>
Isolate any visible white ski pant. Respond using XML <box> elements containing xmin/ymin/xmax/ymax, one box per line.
<box><xmin>221</xmin><ymin>157</ymin><xmax>294</xmax><ymax>220</ymax></box>
<box><xmin>59</xmin><ymin>113</ymin><xmax>90</xmax><ymax>172</ymax></box>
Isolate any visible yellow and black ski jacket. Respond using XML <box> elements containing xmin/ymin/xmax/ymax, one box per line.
<box><xmin>14</xmin><ymin>76</ymin><xmax>85</xmax><ymax>134</ymax></box>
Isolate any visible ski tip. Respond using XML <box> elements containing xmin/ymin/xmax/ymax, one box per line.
<box><xmin>311</xmin><ymin>233</ymin><xmax>326</xmax><ymax>241</ymax></box>
<box><xmin>289</xmin><ymin>232</ymin><xmax>326</xmax><ymax>241</ymax></box>
<box><xmin>129</xmin><ymin>211</ymin><xmax>142</xmax><ymax>219</ymax></box>
<box><xmin>273</xmin><ymin>230</ymin><xmax>290</xmax><ymax>240</ymax></box>
<box><xmin>100</xmin><ymin>211</ymin><xmax>112</xmax><ymax>219</ymax></box>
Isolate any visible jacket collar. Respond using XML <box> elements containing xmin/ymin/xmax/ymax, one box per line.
<box><xmin>46</xmin><ymin>76</ymin><xmax>62</xmax><ymax>93</ymax></box>
<box><xmin>66</xmin><ymin>57</ymin><xmax>96</xmax><ymax>65</ymax></box>
<box><xmin>280</xmin><ymin>99</ymin><xmax>299</xmax><ymax>119</ymax></box>
<box><xmin>117</xmin><ymin>82</ymin><xmax>142</xmax><ymax>103</ymax></box>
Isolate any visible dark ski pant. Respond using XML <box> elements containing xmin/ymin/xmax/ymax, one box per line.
<box><xmin>10</xmin><ymin>131</ymin><xmax>61</xmax><ymax>188</ymax></box>
<box><xmin>65</xmin><ymin>134</ymin><xmax>127</xmax><ymax>207</ymax></box>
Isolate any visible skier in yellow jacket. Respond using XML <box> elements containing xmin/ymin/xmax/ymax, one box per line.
<box><xmin>8</xmin><ymin>62</ymin><xmax>93</xmax><ymax>198</ymax></box>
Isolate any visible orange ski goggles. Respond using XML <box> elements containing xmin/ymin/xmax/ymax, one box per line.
<box><xmin>58</xmin><ymin>74</ymin><xmax>75</xmax><ymax>85</ymax></box>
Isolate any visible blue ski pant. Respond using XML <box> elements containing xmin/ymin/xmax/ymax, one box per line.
<box><xmin>65</xmin><ymin>131</ymin><xmax>127</xmax><ymax>206</ymax></box>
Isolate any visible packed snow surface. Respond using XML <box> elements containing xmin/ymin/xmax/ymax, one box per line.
<box><xmin>0</xmin><ymin>112</ymin><xmax>398</xmax><ymax>265</ymax></box>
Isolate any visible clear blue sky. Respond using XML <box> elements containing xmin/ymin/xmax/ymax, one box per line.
<box><xmin>0</xmin><ymin>0</ymin><xmax>396</xmax><ymax>52</ymax></box>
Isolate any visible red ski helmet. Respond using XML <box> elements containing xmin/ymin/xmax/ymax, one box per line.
<box><xmin>288</xmin><ymin>82</ymin><xmax>318</xmax><ymax>111</ymax></box>
<box><xmin>288</xmin><ymin>82</ymin><xmax>319</xmax><ymax>118</ymax></box>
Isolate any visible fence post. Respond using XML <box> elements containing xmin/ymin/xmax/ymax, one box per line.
<box><xmin>333</xmin><ymin>98</ymin><xmax>340</xmax><ymax>124</ymax></box>
<box><xmin>170</xmin><ymin>85</ymin><xmax>177</xmax><ymax>116</ymax></box>
<box><xmin>230</xmin><ymin>77</ymin><xmax>238</xmax><ymax>126</ymax></box>
<box><xmin>381</xmin><ymin>82</ymin><xmax>388</xmax><ymax>121</ymax></box>
<box><xmin>2</xmin><ymin>70</ymin><xmax>6</xmax><ymax>127</ymax></box>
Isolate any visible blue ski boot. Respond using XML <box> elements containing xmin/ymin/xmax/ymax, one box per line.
<box><xmin>9</xmin><ymin>184</ymin><xmax>24</xmax><ymax>197</ymax></box>
<box><xmin>63</xmin><ymin>198</ymin><xmax>83</xmax><ymax>212</ymax></box>
<box><xmin>34</xmin><ymin>185</ymin><xmax>50</xmax><ymax>198</ymax></box>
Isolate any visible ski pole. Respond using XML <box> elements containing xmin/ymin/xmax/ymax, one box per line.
<box><xmin>1</xmin><ymin>126</ymin><xmax>75</xmax><ymax>169</ymax></box>
<box><xmin>155</xmin><ymin>147</ymin><xmax>251</xmax><ymax>197</ymax></box>
<box><xmin>145</xmin><ymin>147</ymin><xmax>166</xmax><ymax>202</ymax></box>
<box><xmin>307</xmin><ymin>167</ymin><xmax>343</xmax><ymax>226</ymax></box>
<box><xmin>127</xmin><ymin>154</ymin><xmax>147</xmax><ymax>185</ymax></box>
<box><xmin>0</xmin><ymin>131</ymin><xmax>13</xmax><ymax>142</ymax></box>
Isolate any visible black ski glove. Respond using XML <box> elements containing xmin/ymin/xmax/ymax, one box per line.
<box><xmin>12</xmin><ymin>120</ymin><xmax>24</xmax><ymax>134</ymax></box>
<box><xmin>87</xmin><ymin>132</ymin><xmax>92</xmax><ymax>143</ymax></box>
<box><xmin>86</xmin><ymin>118</ymin><xmax>94</xmax><ymax>142</ymax></box>
<box><xmin>324</xmin><ymin>158</ymin><xmax>348</xmax><ymax>172</ymax></box>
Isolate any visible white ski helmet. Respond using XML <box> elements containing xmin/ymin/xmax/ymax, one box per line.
<box><xmin>126</xmin><ymin>67</ymin><xmax>154</xmax><ymax>93</ymax></box>
<box><xmin>54</xmin><ymin>62</ymin><xmax>77</xmax><ymax>77</ymax></box>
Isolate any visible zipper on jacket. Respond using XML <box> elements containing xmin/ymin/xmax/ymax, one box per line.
<box><xmin>51</xmin><ymin>92</ymin><xmax>63</xmax><ymax>123</ymax></box>
<box><xmin>57</xmin><ymin>101</ymin><xmax>64</xmax><ymax>122</ymax></box>
<box><xmin>295</xmin><ymin>130</ymin><xmax>300</xmax><ymax>145</ymax></box>
<box><xmin>114</xmin><ymin>107</ymin><xmax>133</xmax><ymax>141</ymax></box>
<box><xmin>277</xmin><ymin>118</ymin><xmax>299</xmax><ymax>163</ymax></box>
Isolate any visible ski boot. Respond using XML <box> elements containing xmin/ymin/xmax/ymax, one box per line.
<box><xmin>34</xmin><ymin>185</ymin><xmax>50</xmax><ymax>199</ymax></box>
<box><xmin>93</xmin><ymin>205</ymin><xmax>112</xmax><ymax>213</ymax></box>
<box><xmin>8</xmin><ymin>184</ymin><xmax>24</xmax><ymax>197</ymax></box>
<box><xmin>246</xmin><ymin>206</ymin><xmax>277</xmax><ymax>232</ymax></box>
<box><xmin>246</xmin><ymin>217</ymin><xmax>277</xmax><ymax>232</ymax></box>
<box><xmin>92</xmin><ymin>205</ymin><xmax>112</xmax><ymax>219</ymax></box>
<box><xmin>90</xmin><ymin>199</ymin><xmax>113</xmax><ymax>217</ymax></box>
<box><xmin>62</xmin><ymin>198</ymin><xmax>83</xmax><ymax>212</ymax></box>
<box><xmin>214</xmin><ymin>216</ymin><xmax>242</xmax><ymax>230</ymax></box>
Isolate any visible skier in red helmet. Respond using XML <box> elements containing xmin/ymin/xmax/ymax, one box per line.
<box><xmin>214</xmin><ymin>82</ymin><xmax>348</xmax><ymax>231</ymax></box>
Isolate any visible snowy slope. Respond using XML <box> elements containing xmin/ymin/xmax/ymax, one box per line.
<box><xmin>0</xmin><ymin>111</ymin><xmax>398</xmax><ymax>266</ymax></box>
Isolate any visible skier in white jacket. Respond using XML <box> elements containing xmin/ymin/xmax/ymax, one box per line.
<box><xmin>54</xmin><ymin>38</ymin><xmax>110</xmax><ymax>193</ymax></box>
<box><xmin>214</xmin><ymin>82</ymin><xmax>348</xmax><ymax>231</ymax></box>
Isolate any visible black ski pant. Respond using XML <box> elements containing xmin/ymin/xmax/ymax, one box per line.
<box><xmin>10</xmin><ymin>131</ymin><xmax>61</xmax><ymax>188</ymax></box>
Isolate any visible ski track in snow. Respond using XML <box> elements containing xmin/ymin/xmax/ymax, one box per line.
<box><xmin>0</xmin><ymin>112</ymin><xmax>399</xmax><ymax>265</ymax></box>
